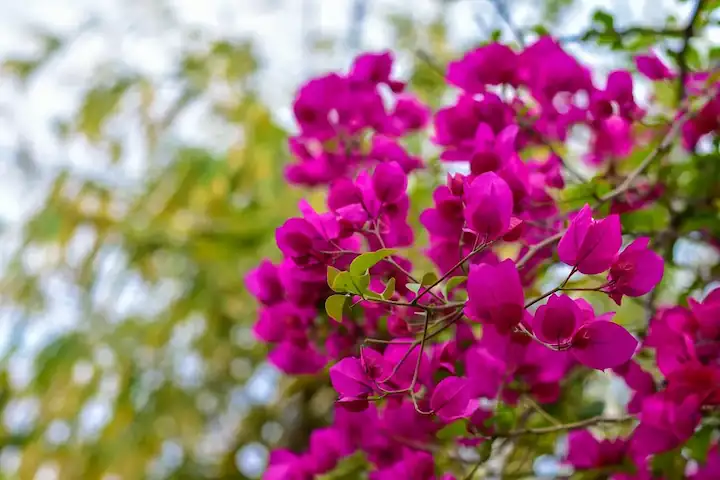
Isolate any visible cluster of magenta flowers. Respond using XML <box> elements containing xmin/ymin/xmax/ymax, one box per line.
<box><xmin>247</xmin><ymin>36</ymin><xmax>720</xmax><ymax>480</ymax></box>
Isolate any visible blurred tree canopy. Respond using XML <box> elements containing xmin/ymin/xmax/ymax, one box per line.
<box><xmin>0</xmin><ymin>0</ymin><xmax>718</xmax><ymax>479</ymax></box>
<box><xmin>0</xmin><ymin>21</ymin><xmax>315</xmax><ymax>478</ymax></box>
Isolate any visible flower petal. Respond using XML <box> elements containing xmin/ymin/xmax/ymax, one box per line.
<box><xmin>572</xmin><ymin>321</ymin><xmax>638</xmax><ymax>370</ymax></box>
<box><xmin>430</xmin><ymin>376</ymin><xmax>473</xmax><ymax>422</ymax></box>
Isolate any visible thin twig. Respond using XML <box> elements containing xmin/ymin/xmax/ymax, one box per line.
<box><xmin>501</xmin><ymin>415</ymin><xmax>633</xmax><ymax>438</ymax></box>
<box><xmin>558</xmin><ymin>26</ymin><xmax>686</xmax><ymax>43</ymax></box>
<box><xmin>523</xmin><ymin>266</ymin><xmax>576</xmax><ymax>308</ymax></box>
<box><xmin>412</xmin><ymin>242</ymin><xmax>491</xmax><ymax>305</ymax></box>
<box><xmin>516</xmin><ymin>231</ymin><xmax>563</xmax><ymax>269</ymax></box>
<box><xmin>524</xmin><ymin>395</ymin><xmax>562</xmax><ymax>427</ymax></box>
<box><xmin>677</xmin><ymin>0</ymin><xmax>706</xmax><ymax>101</ymax></box>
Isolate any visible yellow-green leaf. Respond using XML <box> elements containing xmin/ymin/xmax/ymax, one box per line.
<box><xmin>325</xmin><ymin>295</ymin><xmax>348</xmax><ymax>322</ymax></box>
<box><xmin>327</xmin><ymin>266</ymin><xmax>342</xmax><ymax>289</ymax></box>
<box><xmin>349</xmin><ymin>248</ymin><xmax>397</xmax><ymax>275</ymax></box>
<box><xmin>381</xmin><ymin>278</ymin><xmax>396</xmax><ymax>300</ymax></box>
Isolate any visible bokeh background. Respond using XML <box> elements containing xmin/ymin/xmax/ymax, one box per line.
<box><xmin>0</xmin><ymin>0</ymin><xmax>717</xmax><ymax>478</ymax></box>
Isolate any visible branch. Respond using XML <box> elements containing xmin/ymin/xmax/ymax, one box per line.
<box><xmin>558</xmin><ymin>26</ymin><xmax>686</xmax><ymax>43</ymax></box>
<box><xmin>516</xmin><ymin>231</ymin><xmax>563</xmax><ymax>269</ymax></box>
<box><xmin>412</xmin><ymin>242</ymin><xmax>492</xmax><ymax>305</ymax></box>
<box><xmin>677</xmin><ymin>0</ymin><xmax>706</xmax><ymax>101</ymax></box>
<box><xmin>501</xmin><ymin>415</ymin><xmax>633</xmax><ymax>437</ymax></box>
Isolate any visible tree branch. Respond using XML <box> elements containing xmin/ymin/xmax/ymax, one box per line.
<box><xmin>677</xmin><ymin>0</ymin><xmax>706</xmax><ymax>101</ymax></box>
<box><xmin>501</xmin><ymin>415</ymin><xmax>633</xmax><ymax>437</ymax></box>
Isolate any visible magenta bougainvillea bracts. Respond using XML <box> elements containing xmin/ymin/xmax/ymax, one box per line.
<box><xmin>247</xmin><ymin>32</ymin><xmax>720</xmax><ymax>480</ymax></box>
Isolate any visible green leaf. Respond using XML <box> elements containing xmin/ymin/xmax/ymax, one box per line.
<box><xmin>331</xmin><ymin>271</ymin><xmax>352</xmax><ymax>292</ymax></box>
<box><xmin>420</xmin><ymin>272</ymin><xmax>439</xmax><ymax>286</ymax></box>
<box><xmin>327</xmin><ymin>266</ymin><xmax>342</xmax><ymax>289</ymax></box>
<box><xmin>406</xmin><ymin>283</ymin><xmax>421</xmax><ymax>294</ymax></box>
<box><xmin>325</xmin><ymin>295</ymin><xmax>348</xmax><ymax>322</ymax></box>
<box><xmin>443</xmin><ymin>276</ymin><xmax>467</xmax><ymax>298</ymax></box>
<box><xmin>353</xmin><ymin>273</ymin><xmax>371</xmax><ymax>294</ymax></box>
<box><xmin>621</xmin><ymin>204</ymin><xmax>670</xmax><ymax>233</ymax></box>
<box><xmin>349</xmin><ymin>248</ymin><xmax>397</xmax><ymax>276</ymax></box>
<box><xmin>332</xmin><ymin>271</ymin><xmax>370</xmax><ymax>295</ymax></box>
<box><xmin>381</xmin><ymin>278</ymin><xmax>396</xmax><ymax>300</ymax></box>
<box><xmin>686</xmin><ymin>424</ymin><xmax>715</xmax><ymax>464</ymax></box>
<box><xmin>592</xmin><ymin>9</ymin><xmax>615</xmax><ymax>31</ymax></box>
<box><xmin>436</xmin><ymin>419</ymin><xmax>467</xmax><ymax>441</ymax></box>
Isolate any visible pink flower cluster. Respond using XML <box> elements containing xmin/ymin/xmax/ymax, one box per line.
<box><xmin>287</xmin><ymin>51</ymin><xmax>430</xmax><ymax>185</ymax></box>
<box><xmin>247</xmin><ymin>37</ymin><xmax>720</xmax><ymax>479</ymax></box>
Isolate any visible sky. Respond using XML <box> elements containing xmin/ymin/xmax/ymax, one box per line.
<box><xmin>0</xmin><ymin>0</ymin><xmax>715</xmax><ymax>477</ymax></box>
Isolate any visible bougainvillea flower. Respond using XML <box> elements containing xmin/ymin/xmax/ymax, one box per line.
<box><xmin>664</xmin><ymin>361</ymin><xmax>720</xmax><ymax>405</ymax></box>
<box><xmin>430</xmin><ymin>376</ymin><xmax>474</xmax><ymax>421</ymax></box>
<box><xmin>269</xmin><ymin>341</ymin><xmax>326</xmax><ymax>375</ymax></box>
<box><xmin>463</xmin><ymin>172</ymin><xmax>514</xmax><ymax>241</ymax></box>
<box><xmin>634</xmin><ymin>51</ymin><xmax>675</xmax><ymax>80</ymax></box>
<box><xmin>329</xmin><ymin>356</ymin><xmax>376</xmax><ymax>404</ymax></box>
<box><xmin>687</xmin><ymin>287</ymin><xmax>720</xmax><ymax>340</ymax></box>
<box><xmin>245</xmin><ymin>260</ymin><xmax>284</xmax><ymax>306</ymax></box>
<box><xmin>630</xmin><ymin>393</ymin><xmax>702</xmax><ymax>457</ymax></box>
<box><xmin>372</xmin><ymin>161</ymin><xmax>408</xmax><ymax>204</ymax></box>
<box><xmin>349</xmin><ymin>51</ymin><xmax>405</xmax><ymax>92</ymax></box>
<box><xmin>466</xmin><ymin>259</ymin><xmax>524</xmax><ymax>334</ymax></box>
<box><xmin>533</xmin><ymin>294</ymin><xmax>638</xmax><ymax>369</ymax></box>
<box><xmin>558</xmin><ymin>204</ymin><xmax>622</xmax><ymax>274</ymax></box>
<box><xmin>465</xmin><ymin>346</ymin><xmax>506</xmax><ymax>399</ymax></box>
<box><xmin>446</xmin><ymin>42</ymin><xmax>518</xmax><ymax>93</ymax></box>
<box><xmin>613</xmin><ymin>360</ymin><xmax>657</xmax><ymax>414</ymax></box>
<box><xmin>605</xmin><ymin>237</ymin><xmax>664</xmax><ymax>305</ymax></box>
<box><xmin>565</xmin><ymin>429</ymin><xmax>627</xmax><ymax>469</ymax></box>
<box><xmin>587</xmin><ymin>115</ymin><xmax>633</xmax><ymax>165</ymax></box>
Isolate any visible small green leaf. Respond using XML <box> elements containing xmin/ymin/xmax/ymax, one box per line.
<box><xmin>443</xmin><ymin>276</ymin><xmax>468</xmax><ymax>298</ymax></box>
<box><xmin>436</xmin><ymin>419</ymin><xmax>467</xmax><ymax>441</ymax></box>
<box><xmin>327</xmin><ymin>266</ymin><xmax>342</xmax><ymax>288</ymax></box>
<box><xmin>381</xmin><ymin>278</ymin><xmax>396</xmax><ymax>300</ymax></box>
<box><xmin>331</xmin><ymin>271</ymin><xmax>352</xmax><ymax>292</ymax></box>
<box><xmin>406</xmin><ymin>283</ymin><xmax>421</xmax><ymax>294</ymax></box>
<box><xmin>353</xmin><ymin>273</ymin><xmax>371</xmax><ymax>294</ymax></box>
<box><xmin>420</xmin><ymin>272</ymin><xmax>439</xmax><ymax>286</ymax></box>
<box><xmin>332</xmin><ymin>271</ymin><xmax>371</xmax><ymax>296</ymax></box>
<box><xmin>349</xmin><ymin>248</ymin><xmax>397</xmax><ymax>275</ymax></box>
<box><xmin>592</xmin><ymin>9</ymin><xmax>615</xmax><ymax>31</ymax></box>
<box><xmin>325</xmin><ymin>295</ymin><xmax>348</xmax><ymax>322</ymax></box>
<box><xmin>686</xmin><ymin>424</ymin><xmax>714</xmax><ymax>464</ymax></box>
